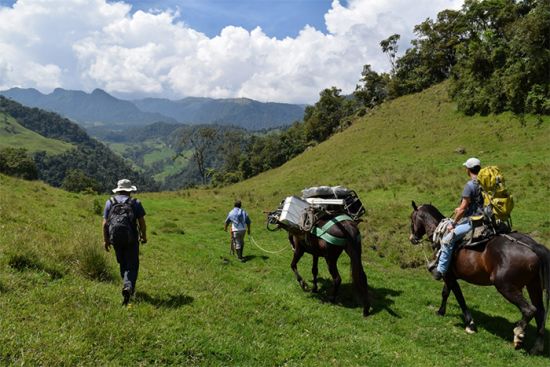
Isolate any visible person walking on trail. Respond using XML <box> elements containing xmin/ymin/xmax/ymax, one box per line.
<box><xmin>431</xmin><ymin>157</ymin><xmax>484</xmax><ymax>280</ymax></box>
<box><xmin>102</xmin><ymin>179</ymin><xmax>147</xmax><ymax>305</ymax></box>
<box><xmin>224</xmin><ymin>200</ymin><xmax>251</xmax><ymax>262</ymax></box>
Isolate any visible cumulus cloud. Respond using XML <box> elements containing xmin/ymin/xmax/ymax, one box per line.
<box><xmin>0</xmin><ymin>0</ymin><xmax>464</xmax><ymax>103</ymax></box>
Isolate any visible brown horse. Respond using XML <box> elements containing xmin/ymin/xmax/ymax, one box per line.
<box><xmin>268</xmin><ymin>215</ymin><xmax>371</xmax><ymax>317</ymax></box>
<box><xmin>409</xmin><ymin>201</ymin><xmax>550</xmax><ymax>354</ymax></box>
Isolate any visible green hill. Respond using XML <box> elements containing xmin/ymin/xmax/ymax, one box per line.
<box><xmin>0</xmin><ymin>112</ymin><xmax>73</xmax><ymax>155</ymax></box>
<box><xmin>1</xmin><ymin>83</ymin><xmax>549</xmax><ymax>365</ymax></box>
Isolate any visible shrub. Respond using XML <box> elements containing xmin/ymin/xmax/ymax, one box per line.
<box><xmin>73</xmin><ymin>241</ymin><xmax>115</xmax><ymax>282</ymax></box>
<box><xmin>0</xmin><ymin>147</ymin><xmax>38</xmax><ymax>180</ymax></box>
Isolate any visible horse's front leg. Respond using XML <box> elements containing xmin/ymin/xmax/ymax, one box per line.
<box><xmin>291</xmin><ymin>246</ymin><xmax>308</xmax><ymax>291</ymax></box>
<box><xmin>311</xmin><ymin>255</ymin><xmax>319</xmax><ymax>293</ymax></box>
<box><xmin>437</xmin><ymin>283</ymin><xmax>450</xmax><ymax>316</ymax></box>
<box><xmin>325</xmin><ymin>257</ymin><xmax>341</xmax><ymax>303</ymax></box>
<box><xmin>446</xmin><ymin>275</ymin><xmax>476</xmax><ymax>333</ymax></box>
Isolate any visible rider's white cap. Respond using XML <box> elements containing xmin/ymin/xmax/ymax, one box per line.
<box><xmin>463</xmin><ymin>157</ymin><xmax>481</xmax><ymax>169</ymax></box>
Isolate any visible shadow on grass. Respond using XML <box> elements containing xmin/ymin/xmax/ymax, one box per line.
<box><xmin>465</xmin><ymin>309</ymin><xmax>540</xmax><ymax>351</ymax></box>
<box><xmin>312</xmin><ymin>278</ymin><xmax>402</xmax><ymax>317</ymax></box>
<box><xmin>219</xmin><ymin>255</ymin><xmax>270</xmax><ymax>265</ymax></box>
<box><xmin>134</xmin><ymin>291</ymin><xmax>194</xmax><ymax>309</ymax></box>
<box><xmin>242</xmin><ymin>255</ymin><xmax>269</xmax><ymax>262</ymax></box>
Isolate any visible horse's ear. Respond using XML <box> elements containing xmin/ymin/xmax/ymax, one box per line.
<box><xmin>412</xmin><ymin>201</ymin><xmax>418</xmax><ymax>211</ymax></box>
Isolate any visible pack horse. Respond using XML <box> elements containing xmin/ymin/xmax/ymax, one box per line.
<box><xmin>409</xmin><ymin>201</ymin><xmax>550</xmax><ymax>354</ymax></box>
<box><xmin>267</xmin><ymin>186</ymin><xmax>371</xmax><ymax>317</ymax></box>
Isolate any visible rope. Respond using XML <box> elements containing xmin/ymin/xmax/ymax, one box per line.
<box><xmin>249</xmin><ymin>235</ymin><xmax>289</xmax><ymax>254</ymax></box>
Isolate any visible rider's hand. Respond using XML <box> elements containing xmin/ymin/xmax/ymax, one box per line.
<box><xmin>447</xmin><ymin>223</ymin><xmax>455</xmax><ymax>231</ymax></box>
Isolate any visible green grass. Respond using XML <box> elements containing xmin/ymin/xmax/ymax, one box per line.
<box><xmin>1</xmin><ymin>83</ymin><xmax>549</xmax><ymax>365</ymax></box>
<box><xmin>0</xmin><ymin>112</ymin><xmax>73</xmax><ymax>154</ymax></box>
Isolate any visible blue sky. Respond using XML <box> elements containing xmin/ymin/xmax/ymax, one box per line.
<box><xmin>0</xmin><ymin>0</ymin><xmax>333</xmax><ymax>38</ymax></box>
<box><xmin>123</xmin><ymin>0</ymin><xmax>334</xmax><ymax>38</ymax></box>
<box><xmin>0</xmin><ymin>0</ymin><xmax>463</xmax><ymax>103</ymax></box>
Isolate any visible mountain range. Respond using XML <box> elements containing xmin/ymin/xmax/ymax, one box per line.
<box><xmin>0</xmin><ymin>88</ymin><xmax>305</xmax><ymax>130</ymax></box>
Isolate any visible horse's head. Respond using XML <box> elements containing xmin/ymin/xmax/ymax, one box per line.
<box><xmin>409</xmin><ymin>201</ymin><xmax>444</xmax><ymax>246</ymax></box>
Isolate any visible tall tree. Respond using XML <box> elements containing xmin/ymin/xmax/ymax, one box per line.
<box><xmin>181</xmin><ymin>127</ymin><xmax>219</xmax><ymax>185</ymax></box>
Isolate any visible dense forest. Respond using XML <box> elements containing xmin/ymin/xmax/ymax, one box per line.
<box><xmin>0</xmin><ymin>96</ymin><xmax>157</xmax><ymax>193</ymax></box>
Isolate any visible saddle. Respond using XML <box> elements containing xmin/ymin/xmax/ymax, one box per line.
<box><xmin>433</xmin><ymin>217</ymin><xmax>494</xmax><ymax>250</ymax></box>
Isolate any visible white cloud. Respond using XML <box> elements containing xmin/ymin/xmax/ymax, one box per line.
<box><xmin>0</xmin><ymin>0</ymin><xmax>464</xmax><ymax>103</ymax></box>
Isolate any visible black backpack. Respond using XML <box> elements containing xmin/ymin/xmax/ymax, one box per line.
<box><xmin>107</xmin><ymin>196</ymin><xmax>136</xmax><ymax>247</ymax></box>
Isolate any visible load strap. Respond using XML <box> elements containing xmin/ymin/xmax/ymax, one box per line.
<box><xmin>310</xmin><ymin>214</ymin><xmax>354</xmax><ymax>246</ymax></box>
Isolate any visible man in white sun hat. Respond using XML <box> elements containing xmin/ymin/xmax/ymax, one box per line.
<box><xmin>102</xmin><ymin>179</ymin><xmax>147</xmax><ymax>305</ymax></box>
<box><xmin>431</xmin><ymin>157</ymin><xmax>484</xmax><ymax>280</ymax></box>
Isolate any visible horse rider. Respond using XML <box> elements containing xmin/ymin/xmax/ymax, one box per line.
<box><xmin>431</xmin><ymin>157</ymin><xmax>484</xmax><ymax>280</ymax></box>
<box><xmin>224</xmin><ymin>200</ymin><xmax>251</xmax><ymax>262</ymax></box>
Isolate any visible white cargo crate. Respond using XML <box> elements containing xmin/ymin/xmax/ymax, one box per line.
<box><xmin>279</xmin><ymin>196</ymin><xmax>310</xmax><ymax>228</ymax></box>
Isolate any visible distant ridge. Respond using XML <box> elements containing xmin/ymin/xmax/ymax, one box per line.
<box><xmin>133</xmin><ymin>96</ymin><xmax>305</xmax><ymax>130</ymax></box>
<box><xmin>0</xmin><ymin>88</ymin><xmax>305</xmax><ymax>130</ymax></box>
<box><xmin>0</xmin><ymin>87</ymin><xmax>175</xmax><ymax>126</ymax></box>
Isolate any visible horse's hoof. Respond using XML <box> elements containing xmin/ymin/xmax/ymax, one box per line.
<box><xmin>436</xmin><ymin>309</ymin><xmax>446</xmax><ymax>317</ymax></box>
<box><xmin>465</xmin><ymin>326</ymin><xmax>476</xmax><ymax>334</ymax></box>
<box><xmin>513</xmin><ymin>326</ymin><xmax>525</xmax><ymax>349</ymax></box>
<box><xmin>529</xmin><ymin>342</ymin><xmax>544</xmax><ymax>355</ymax></box>
<box><xmin>311</xmin><ymin>287</ymin><xmax>318</xmax><ymax>293</ymax></box>
<box><xmin>362</xmin><ymin>308</ymin><xmax>370</xmax><ymax>318</ymax></box>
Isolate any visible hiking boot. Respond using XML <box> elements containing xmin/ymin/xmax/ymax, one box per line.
<box><xmin>427</xmin><ymin>260</ymin><xmax>437</xmax><ymax>272</ymax></box>
<box><xmin>237</xmin><ymin>248</ymin><xmax>245</xmax><ymax>262</ymax></box>
<box><xmin>431</xmin><ymin>269</ymin><xmax>443</xmax><ymax>281</ymax></box>
<box><xmin>122</xmin><ymin>286</ymin><xmax>132</xmax><ymax>305</ymax></box>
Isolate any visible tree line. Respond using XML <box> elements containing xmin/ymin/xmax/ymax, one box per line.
<box><xmin>204</xmin><ymin>0</ymin><xmax>549</xmax><ymax>186</ymax></box>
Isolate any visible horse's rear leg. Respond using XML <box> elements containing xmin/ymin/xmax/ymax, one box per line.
<box><xmin>291</xmin><ymin>247</ymin><xmax>308</xmax><ymax>291</ymax></box>
<box><xmin>325</xmin><ymin>257</ymin><xmax>341</xmax><ymax>303</ymax></box>
<box><xmin>345</xmin><ymin>247</ymin><xmax>370</xmax><ymax>317</ymax></box>
<box><xmin>496</xmin><ymin>283</ymin><xmax>537</xmax><ymax>350</ymax></box>
<box><xmin>526</xmin><ymin>280</ymin><xmax>546</xmax><ymax>355</ymax></box>
<box><xmin>311</xmin><ymin>255</ymin><xmax>319</xmax><ymax>293</ymax></box>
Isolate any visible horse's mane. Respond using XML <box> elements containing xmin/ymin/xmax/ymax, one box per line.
<box><xmin>419</xmin><ymin>204</ymin><xmax>445</xmax><ymax>222</ymax></box>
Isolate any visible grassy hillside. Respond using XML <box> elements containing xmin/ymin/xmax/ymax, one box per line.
<box><xmin>0</xmin><ymin>112</ymin><xmax>73</xmax><ymax>154</ymax></box>
<box><xmin>229</xmin><ymin>82</ymin><xmax>550</xmax><ymax>265</ymax></box>
<box><xmin>1</xmin><ymin>83</ymin><xmax>549</xmax><ymax>365</ymax></box>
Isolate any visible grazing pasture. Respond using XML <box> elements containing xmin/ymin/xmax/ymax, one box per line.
<box><xmin>1</xmin><ymin>83</ymin><xmax>549</xmax><ymax>365</ymax></box>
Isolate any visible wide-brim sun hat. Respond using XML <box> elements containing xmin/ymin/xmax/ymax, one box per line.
<box><xmin>112</xmin><ymin>179</ymin><xmax>137</xmax><ymax>193</ymax></box>
<box><xmin>463</xmin><ymin>157</ymin><xmax>481</xmax><ymax>169</ymax></box>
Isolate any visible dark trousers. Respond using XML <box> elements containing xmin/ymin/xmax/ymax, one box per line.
<box><xmin>114</xmin><ymin>241</ymin><xmax>139</xmax><ymax>292</ymax></box>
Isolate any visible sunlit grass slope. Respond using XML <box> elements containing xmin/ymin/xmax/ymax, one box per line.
<box><xmin>1</xmin><ymin>83</ymin><xmax>549</xmax><ymax>366</ymax></box>
<box><xmin>227</xmin><ymin>82</ymin><xmax>550</xmax><ymax>265</ymax></box>
<box><xmin>0</xmin><ymin>112</ymin><xmax>73</xmax><ymax>154</ymax></box>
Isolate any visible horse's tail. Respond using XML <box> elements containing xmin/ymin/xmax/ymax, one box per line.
<box><xmin>537</xmin><ymin>244</ymin><xmax>550</xmax><ymax>354</ymax></box>
<box><xmin>347</xmin><ymin>226</ymin><xmax>370</xmax><ymax>317</ymax></box>
<box><xmin>514</xmin><ymin>233</ymin><xmax>550</xmax><ymax>353</ymax></box>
